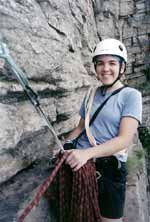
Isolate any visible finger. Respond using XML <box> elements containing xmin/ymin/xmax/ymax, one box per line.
<box><xmin>65</xmin><ymin>158</ymin><xmax>78</xmax><ymax>169</ymax></box>
<box><xmin>65</xmin><ymin>149</ymin><xmax>74</xmax><ymax>153</ymax></box>
<box><xmin>65</xmin><ymin>151</ymin><xmax>75</xmax><ymax>162</ymax></box>
<box><xmin>66</xmin><ymin>156</ymin><xmax>76</xmax><ymax>166</ymax></box>
<box><xmin>52</xmin><ymin>149</ymin><xmax>60</xmax><ymax>156</ymax></box>
<box><xmin>70</xmin><ymin>162</ymin><xmax>78</xmax><ymax>169</ymax></box>
<box><xmin>73</xmin><ymin>164</ymin><xmax>82</xmax><ymax>172</ymax></box>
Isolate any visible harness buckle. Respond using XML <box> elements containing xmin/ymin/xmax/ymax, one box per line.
<box><xmin>96</xmin><ymin>170</ymin><xmax>101</xmax><ymax>180</ymax></box>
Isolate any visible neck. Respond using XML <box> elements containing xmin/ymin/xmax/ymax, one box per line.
<box><xmin>104</xmin><ymin>81</ymin><xmax>124</xmax><ymax>93</ymax></box>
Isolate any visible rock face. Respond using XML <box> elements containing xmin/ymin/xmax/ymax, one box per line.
<box><xmin>0</xmin><ymin>0</ymin><xmax>150</xmax><ymax>221</ymax></box>
<box><xmin>124</xmin><ymin>138</ymin><xmax>149</xmax><ymax>222</ymax></box>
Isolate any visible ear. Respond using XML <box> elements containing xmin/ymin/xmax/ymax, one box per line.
<box><xmin>95</xmin><ymin>72</ymin><xmax>99</xmax><ymax>80</ymax></box>
<box><xmin>94</xmin><ymin>64</ymin><xmax>99</xmax><ymax>75</ymax></box>
<box><xmin>120</xmin><ymin>63</ymin><xmax>126</xmax><ymax>74</ymax></box>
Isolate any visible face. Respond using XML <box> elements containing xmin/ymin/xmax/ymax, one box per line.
<box><xmin>95</xmin><ymin>55</ymin><xmax>124</xmax><ymax>85</ymax></box>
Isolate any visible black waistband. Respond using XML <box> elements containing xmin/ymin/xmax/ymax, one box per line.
<box><xmin>95</xmin><ymin>156</ymin><xmax>127</xmax><ymax>182</ymax></box>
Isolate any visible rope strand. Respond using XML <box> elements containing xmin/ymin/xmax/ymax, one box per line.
<box><xmin>17</xmin><ymin>154</ymin><xmax>101</xmax><ymax>222</ymax></box>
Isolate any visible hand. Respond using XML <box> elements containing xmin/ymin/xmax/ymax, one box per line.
<box><xmin>52</xmin><ymin>148</ymin><xmax>60</xmax><ymax>157</ymax></box>
<box><xmin>65</xmin><ymin>149</ymin><xmax>90</xmax><ymax>172</ymax></box>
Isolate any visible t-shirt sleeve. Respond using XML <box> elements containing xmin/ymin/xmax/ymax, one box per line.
<box><xmin>122</xmin><ymin>89</ymin><xmax>142</xmax><ymax>124</ymax></box>
<box><xmin>79</xmin><ymin>97</ymin><xmax>86</xmax><ymax>119</ymax></box>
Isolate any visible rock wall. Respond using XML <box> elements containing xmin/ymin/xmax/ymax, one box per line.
<box><xmin>0</xmin><ymin>0</ymin><xmax>150</xmax><ymax>221</ymax></box>
<box><xmin>94</xmin><ymin>0</ymin><xmax>150</xmax><ymax>124</ymax></box>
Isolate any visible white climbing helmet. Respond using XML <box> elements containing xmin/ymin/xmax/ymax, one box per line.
<box><xmin>92</xmin><ymin>38</ymin><xmax>127</xmax><ymax>63</ymax></box>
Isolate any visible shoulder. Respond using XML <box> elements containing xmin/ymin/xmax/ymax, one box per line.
<box><xmin>120</xmin><ymin>86</ymin><xmax>142</xmax><ymax>123</ymax></box>
<box><xmin>121</xmin><ymin>86</ymin><xmax>142</xmax><ymax>100</ymax></box>
<box><xmin>123</xmin><ymin>86</ymin><xmax>141</xmax><ymax>94</ymax></box>
<box><xmin>117</xmin><ymin>86</ymin><xmax>142</xmax><ymax>109</ymax></box>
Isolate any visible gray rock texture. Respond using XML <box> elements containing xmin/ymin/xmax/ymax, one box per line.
<box><xmin>0</xmin><ymin>0</ymin><xmax>150</xmax><ymax>221</ymax></box>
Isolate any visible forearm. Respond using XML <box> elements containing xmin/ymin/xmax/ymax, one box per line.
<box><xmin>65</xmin><ymin>118</ymin><xmax>85</xmax><ymax>142</ymax></box>
<box><xmin>87</xmin><ymin>135</ymin><xmax>132</xmax><ymax>159</ymax></box>
<box><xmin>65</xmin><ymin>118</ymin><xmax>138</xmax><ymax>171</ymax></box>
<box><xmin>65</xmin><ymin>127</ymin><xmax>83</xmax><ymax>141</ymax></box>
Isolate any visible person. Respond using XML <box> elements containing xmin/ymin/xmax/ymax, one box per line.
<box><xmin>63</xmin><ymin>38</ymin><xmax>142</xmax><ymax>222</ymax></box>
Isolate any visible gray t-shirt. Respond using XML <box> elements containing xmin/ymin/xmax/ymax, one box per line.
<box><xmin>76</xmin><ymin>86</ymin><xmax>142</xmax><ymax>162</ymax></box>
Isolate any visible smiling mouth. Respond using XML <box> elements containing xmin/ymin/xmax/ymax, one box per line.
<box><xmin>102</xmin><ymin>74</ymin><xmax>112</xmax><ymax>77</ymax></box>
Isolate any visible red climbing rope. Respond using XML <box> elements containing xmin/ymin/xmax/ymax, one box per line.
<box><xmin>17</xmin><ymin>153</ymin><xmax>68</xmax><ymax>222</ymax></box>
<box><xmin>58</xmin><ymin>159</ymin><xmax>101</xmax><ymax>222</ymax></box>
<box><xmin>17</xmin><ymin>152</ymin><xmax>101</xmax><ymax>222</ymax></box>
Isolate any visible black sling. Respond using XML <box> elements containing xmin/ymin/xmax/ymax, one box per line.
<box><xmin>74</xmin><ymin>85</ymin><xmax>127</xmax><ymax>143</ymax></box>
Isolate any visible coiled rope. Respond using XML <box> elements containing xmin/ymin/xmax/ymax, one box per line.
<box><xmin>17</xmin><ymin>152</ymin><xmax>101</xmax><ymax>222</ymax></box>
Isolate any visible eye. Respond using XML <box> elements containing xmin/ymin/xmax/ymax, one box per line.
<box><xmin>109</xmin><ymin>61</ymin><xmax>118</xmax><ymax>66</ymax></box>
<box><xmin>96</xmin><ymin>61</ymin><xmax>103</xmax><ymax>66</ymax></box>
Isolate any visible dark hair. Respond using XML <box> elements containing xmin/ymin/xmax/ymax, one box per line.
<box><xmin>93</xmin><ymin>55</ymin><xmax>126</xmax><ymax>72</ymax></box>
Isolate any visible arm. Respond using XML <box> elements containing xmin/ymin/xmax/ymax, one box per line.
<box><xmin>87</xmin><ymin>117</ymin><xmax>138</xmax><ymax>158</ymax></box>
<box><xmin>52</xmin><ymin>118</ymin><xmax>85</xmax><ymax>156</ymax></box>
<box><xmin>64</xmin><ymin>117</ymin><xmax>85</xmax><ymax>141</ymax></box>
<box><xmin>66</xmin><ymin>117</ymin><xmax>139</xmax><ymax>171</ymax></box>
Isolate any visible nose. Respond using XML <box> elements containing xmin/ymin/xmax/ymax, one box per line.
<box><xmin>103</xmin><ymin>63</ymin><xmax>110</xmax><ymax>72</ymax></box>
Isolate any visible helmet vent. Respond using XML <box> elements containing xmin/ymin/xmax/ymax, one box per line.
<box><xmin>93</xmin><ymin>46</ymin><xmax>96</xmax><ymax>52</ymax></box>
<box><xmin>119</xmin><ymin>45</ymin><xmax>123</xmax><ymax>51</ymax></box>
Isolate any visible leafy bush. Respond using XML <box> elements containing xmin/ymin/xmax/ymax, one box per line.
<box><xmin>138</xmin><ymin>127</ymin><xmax>150</xmax><ymax>155</ymax></box>
<box><xmin>126</xmin><ymin>149</ymin><xmax>145</xmax><ymax>174</ymax></box>
<box><xmin>136</xmin><ymin>66</ymin><xmax>150</xmax><ymax>92</ymax></box>
<box><xmin>143</xmin><ymin>66</ymin><xmax>150</xmax><ymax>81</ymax></box>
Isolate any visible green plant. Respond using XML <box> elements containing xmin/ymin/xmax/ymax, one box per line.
<box><xmin>137</xmin><ymin>81</ymin><xmax>150</xmax><ymax>91</ymax></box>
<box><xmin>138</xmin><ymin>127</ymin><xmax>150</xmax><ymax>155</ymax></box>
<box><xmin>136</xmin><ymin>66</ymin><xmax>150</xmax><ymax>92</ymax></box>
<box><xmin>126</xmin><ymin>149</ymin><xmax>145</xmax><ymax>174</ymax></box>
<box><xmin>135</xmin><ymin>149</ymin><xmax>145</xmax><ymax>159</ymax></box>
<box><xmin>143</xmin><ymin>66</ymin><xmax>150</xmax><ymax>81</ymax></box>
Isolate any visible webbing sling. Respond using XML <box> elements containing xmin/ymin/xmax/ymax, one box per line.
<box><xmin>75</xmin><ymin>85</ymin><xmax>127</xmax><ymax>144</ymax></box>
<box><xmin>85</xmin><ymin>86</ymin><xmax>98</xmax><ymax>146</ymax></box>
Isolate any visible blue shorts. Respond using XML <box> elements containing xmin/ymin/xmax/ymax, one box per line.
<box><xmin>96</xmin><ymin>156</ymin><xmax>127</xmax><ymax>219</ymax></box>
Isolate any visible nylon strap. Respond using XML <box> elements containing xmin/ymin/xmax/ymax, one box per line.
<box><xmin>75</xmin><ymin>85</ymin><xmax>127</xmax><ymax>144</ymax></box>
<box><xmin>85</xmin><ymin>86</ymin><xmax>98</xmax><ymax>146</ymax></box>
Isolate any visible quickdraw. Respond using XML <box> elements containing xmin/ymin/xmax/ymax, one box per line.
<box><xmin>0</xmin><ymin>41</ymin><xmax>64</xmax><ymax>153</ymax></box>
